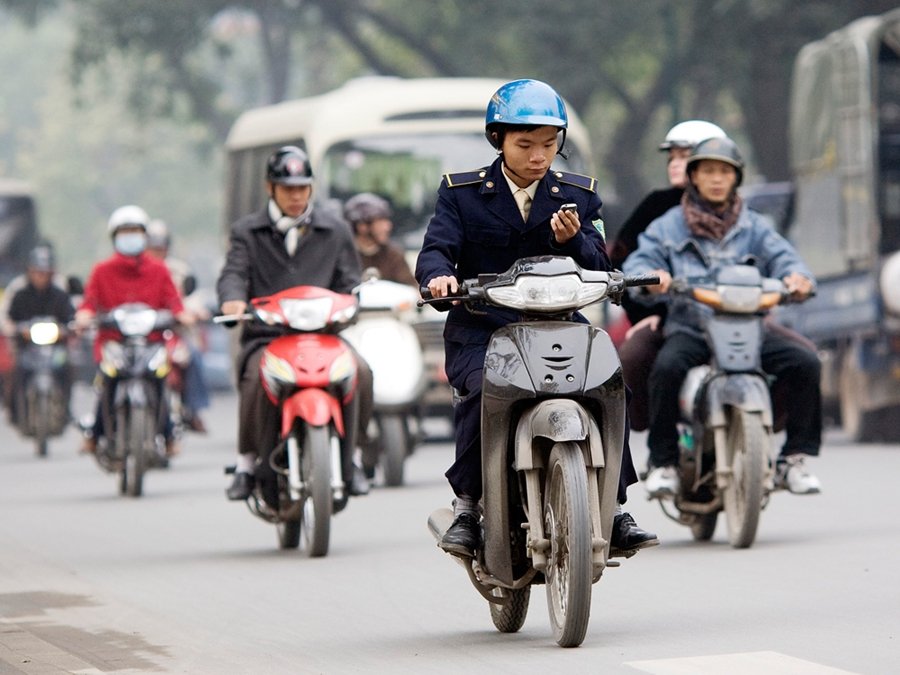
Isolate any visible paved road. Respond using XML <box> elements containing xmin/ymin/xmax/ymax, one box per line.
<box><xmin>0</xmin><ymin>386</ymin><xmax>896</xmax><ymax>674</ymax></box>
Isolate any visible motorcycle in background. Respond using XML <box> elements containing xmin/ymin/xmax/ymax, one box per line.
<box><xmin>217</xmin><ymin>285</ymin><xmax>362</xmax><ymax>556</ymax></box>
<box><xmin>422</xmin><ymin>256</ymin><xmax>657</xmax><ymax>647</ymax></box>
<box><xmin>341</xmin><ymin>274</ymin><xmax>426</xmax><ymax>487</ymax></box>
<box><xmin>11</xmin><ymin>317</ymin><xmax>72</xmax><ymax>457</ymax></box>
<box><xmin>650</xmin><ymin>264</ymin><xmax>800</xmax><ymax>548</ymax></box>
<box><xmin>93</xmin><ymin>303</ymin><xmax>176</xmax><ymax>497</ymax></box>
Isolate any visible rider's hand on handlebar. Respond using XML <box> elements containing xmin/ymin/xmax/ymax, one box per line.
<box><xmin>645</xmin><ymin>269</ymin><xmax>672</xmax><ymax>295</ymax></box>
<box><xmin>426</xmin><ymin>276</ymin><xmax>460</xmax><ymax>304</ymax></box>
<box><xmin>74</xmin><ymin>309</ymin><xmax>95</xmax><ymax>334</ymax></box>
<box><xmin>220</xmin><ymin>300</ymin><xmax>248</xmax><ymax>319</ymax></box>
<box><xmin>176</xmin><ymin>310</ymin><xmax>197</xmax><ymax>327</ymax></box>
<box><xmin>782</xmin><ymin>272</ymin><xmax>814</xmax><ymax>301</ymax></box>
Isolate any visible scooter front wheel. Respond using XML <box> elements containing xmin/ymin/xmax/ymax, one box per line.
<box><xmin>379</xmin><ymin>414</ymin><xmax>408</xmax><ymax>487</ymax></box>
<box><xmin>723</xmin><ymin>408</ymin><xmax>766</xmax><ymax>548</ymax></box>
<box><xmin>543</xmin><ymin>441</ymin><xmax>592</xmax><ymax>648</ymax></box>
<box><xmin>299</xmin><ymin>426</ymin><xmax>333</xmax><ymax>557</ymax></box>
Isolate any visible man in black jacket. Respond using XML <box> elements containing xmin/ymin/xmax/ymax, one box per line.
<box><xmin>2</xmin><ymin>243</ymin><xmax>75</xmax><ymax>425</ymax></box>
<box><xmin>610</xmin><ymin>121</ymin><xmax>725</xmax><ymax>431</ymax></box>
<box><xmin>217</xmin><ymin>146</ymin><xmax>372</xmax><ymax>501</ymax></box>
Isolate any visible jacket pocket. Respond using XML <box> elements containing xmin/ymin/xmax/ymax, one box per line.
<box><xmin>468</xmin><ymin>226</ymin><xmax>510</xmax><ymax>247</ymax></box>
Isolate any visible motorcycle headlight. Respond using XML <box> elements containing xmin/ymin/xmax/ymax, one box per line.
<box><xmin>29</xmin><ymin>322</ymin><xmax>60</xmax><ymax>345</ymax></box>
<box><xmin>716</xmin><ymin>285</ymin><xmax>763</xmax><ymax>313</ymax></box>
<box><xmin>485</xmin><ymin>273</ymin><xmax>606</xmax><ymax>312</ymax></box>
<box><xmin>881</xmin><ymin>252</ymin><xmax>900</xmax><ymax>316</ymax></box>
<box><xmin>114</xmin><ymin>307</ymin><xmax>158</xmax><ymax>336</ymax></box>
<box><xmin>100</xmin><ymin>341</ymin><xmax>125</xmax><ymax>377</ymax></box>
<box><xmin>278</xmin><ymin>297</ymin><xmax>332</xmax><ymax>330</ymax></box>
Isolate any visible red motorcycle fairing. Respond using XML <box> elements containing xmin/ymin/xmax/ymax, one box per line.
<box><xmin>260</xmin><ymin>333</ymin><xmax>357</xmax><ymax>403</ymax></box>
<box><xmin>280</xmin><ymin>388</ymin><xmax>345</xmax><ymax>438</ymax></box>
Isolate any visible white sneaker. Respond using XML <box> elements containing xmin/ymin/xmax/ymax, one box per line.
<box><xmin>778</xmin><ymin>455</ymin><xmax>821</xmax><ymax>495</ymax></box>
<box><xmin>645</xmin><ymin>465</ymin><xmax>680</xmax><ymax>497</ymax></box>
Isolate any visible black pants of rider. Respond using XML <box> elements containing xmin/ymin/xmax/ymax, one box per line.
<box><xmin>237</xmin><ymin>344</ymin><xmax>374</xmax><ymax>488</ymax></box>
<box><xmin>443</xmin><ymin>338</ymin><xmax>639</xmax><ymax>505</ymax></box>
<box><xmin>646</xmin><ymin>329</ymin><xmax>822</xmax><ymax>469</ymax></box>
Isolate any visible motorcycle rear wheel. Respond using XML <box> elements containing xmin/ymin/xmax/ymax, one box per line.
<box><xmin>722</xmin><ymin>408</ymin><xmax>766</xmax><ymax>548</ymax></box>
<box><xmin>690</xmin><ymin>512</ymin><xmax>718</xmax><ymax>541</ymax></box>
<box><xmin>490</xmin><ymin>586</ymin><xmax>531</xmax><ymax>633</ymax></box>
<box><xmin>543</xmin><ymin>442</ymin><xmax>592</xmax><ymax>648</ymax></box>
<box><xmin>277</xmin><ymin>519</ymin><xmax>301</xmax><ymax>549</ymax></box>
<box><xmin>379</xmin><ymin>414</ymin><xmax>408</xmax><ymax>488</ymax></box>
<box><xmin>299</xmin><ymin>426</ymin><xmax>333</xmax><ymax>557</ymax></box>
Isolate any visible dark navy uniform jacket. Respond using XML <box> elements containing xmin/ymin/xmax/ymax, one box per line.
<box><xmin>415</xmin><ymin>156</ymin><xmax>610</xmax><ymax>349</ymax></box>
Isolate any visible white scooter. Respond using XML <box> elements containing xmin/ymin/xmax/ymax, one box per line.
<box><xmin>342</xmin><ymin>274</ymin><xmax>427</xmax><ymax>487</ymax></box>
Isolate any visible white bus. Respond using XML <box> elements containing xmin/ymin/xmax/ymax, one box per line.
<box><xmin>223</xmin><ymin>76</ymin><xmax>595</xmax><ymax>242</ymax></box>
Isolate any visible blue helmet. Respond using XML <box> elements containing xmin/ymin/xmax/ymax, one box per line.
<box><xmin>485</xmin><ymin>79</ymin><xmax>568</xmax><ymax>149</ymax></box>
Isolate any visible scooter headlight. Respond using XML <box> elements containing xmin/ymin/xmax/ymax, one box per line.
<box><xmin>715</xmin><ymin>285</ymin><xmax>763</xmax><ymax>313</ymax></box>
<box><xmin>29</xmin><ymin>322</ymin><xmax>60</xmax><ymax>346</ymax></box>
<box><xmin>114</xmin><ymin>307</ymin><xmax>158</xmax><ymax>336</ymax></box>
<box><xmin>881</xmin><ymin>252</ymin><xmax>900</xmax><ymax>316</ymax></box>
<box><xmin>278</xmin><ymin>297</ymin><xmax>332</xmax><ymax>330</ymax></box>
<box><xmin>486</xmin><ymin>274</ymin><xmax>606</xmax><ymax>312</ymax></box>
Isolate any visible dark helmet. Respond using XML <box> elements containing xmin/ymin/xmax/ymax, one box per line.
<box><xmin>687</xmin><ymin>137</ymin><xmax>745</xmax><ymax>187</ymax></box>
<box><xmin>27</xmin><ymin>243</ymin><xmax>56</xmax><ymax>272</ymax></box>
<box><xmin>266</xmin><ymin>145</ymin><xmax>314</xmax><ymax>186</ymax></box>
<box><xmin>344</xmin><ymin>193</ymin><xmax>392</xmax><ymax>228</ymax></box>
<box><xmin>485</xmin><ymin>79</ymin><xmax>568</xmax><ymax>150</ymax></box>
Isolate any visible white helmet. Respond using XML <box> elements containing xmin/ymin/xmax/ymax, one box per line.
<box><xmin>107</xmin><ymin>205</ymin><xmax>150</xmax><ymax>236</ymax></box>
<box><xmin>659</xmin><ymin>120</ymin><xmax>726</xmax><ymax>151</ymax></box>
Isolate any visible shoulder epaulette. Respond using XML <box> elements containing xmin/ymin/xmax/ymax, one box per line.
<box><xmin>553</xmin><ymin>170</ymin><xmax>597</xmax><ymax>193</ymax></box>
<box><xmin>443</xmin><ymin>169</ymin><xmax>487</xmax><ymax>188</ymax></box>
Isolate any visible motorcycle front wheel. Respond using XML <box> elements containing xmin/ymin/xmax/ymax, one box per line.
<box><xmin>543</xmin><ymin>441</ymin><xmax>592</xmax><ymax>648</ymax></box>
<box><xmin>121</xmin><ymin>407</ymin><xmax>152</xmax><ymax>498</ymax></box>
<box><xmin>722</xmin><ymin>408</ymin><xmax>767</xmax><ymax>548</ymax></box>
<box><xmin>299</xmin><ymin>426</ymin><xmax>333</xmax><ymax>557</ymax></box>
<box><xmin>32</xmin><ymin>390</ymin><xmax>50</xmax><ymax>458</ymax></box>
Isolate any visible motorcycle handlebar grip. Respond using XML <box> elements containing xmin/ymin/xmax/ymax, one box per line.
<box><xmin>625</xmin><ymin>274</ymin><xmax>661</xmax><ymax>288</ymax></box>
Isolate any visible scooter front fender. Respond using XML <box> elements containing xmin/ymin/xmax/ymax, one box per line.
<box><xmin>705</xmin><ymin>374</ymin><xmax>773</xmax><ymax>428</ymax></box>
<box><xmin>281</xmin><ymin>388</ymin><xmax>344</xmax><ymax>438</ymax></box>
<box><xmin>513</xmin><ymin>399</ymin><xmax>604</xmax><ymax>470</ymax></box>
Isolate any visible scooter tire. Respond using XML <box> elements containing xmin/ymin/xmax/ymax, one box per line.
<box><xmin>490</xmin><ymin>586</ymin><xmax>530</xmax><ymax>633</ymax></box>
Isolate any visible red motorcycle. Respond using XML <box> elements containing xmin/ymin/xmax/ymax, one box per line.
<box><xmin>219</xmin><ymin>286</ymin><xmax>362</xmax><ymax>556</ymax></box>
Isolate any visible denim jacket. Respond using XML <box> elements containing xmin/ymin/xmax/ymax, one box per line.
<box><xmin>622</xmin><ymin>204</ymin><xmax>815</xmax><ymax>339</ymax></box>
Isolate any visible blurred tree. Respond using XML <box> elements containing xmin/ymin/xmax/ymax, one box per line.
<box><xmin>63</xmin><ymin>0</ymin><xmax>900</xmax><ymax>213</ymax></box>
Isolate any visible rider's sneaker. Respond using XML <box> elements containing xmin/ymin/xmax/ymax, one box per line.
<box><xmin>610</xmin><ymin>512</ymin><xmax>659</xmax><ymax>556</ymax></box>
<box><xmin>348</xmin><ymin>463</ymin><xmax>370</xmax><ymax>496</ymax></box>
<box><xmin>439</xmin><ymin>512</ymin><xmax>481</xmax><ymax>557</ymax></box>
<box><xmin>645</xmin><ymin>465</ymin><xmax>680</xmax><ymax>497</ymax></box>
<box><xmin>777</xmin><ymin>455</ymin><xmax>821</xmax><ymax>495</ymax></box>
<box><xmin>226</xmin><ymin>471</ymin><xmax>255</xmax><ymax>500</ymax></box>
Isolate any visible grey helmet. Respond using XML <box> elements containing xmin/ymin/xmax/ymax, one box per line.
<box><xmin>686</xmin><ymin>136</ymin><xmax>745</xmax><ymax>186</ymax></box>
<box><xmin>344</xmin><ymin>193</ymin><xmax>392</xmax><ymax>229</ymax></box>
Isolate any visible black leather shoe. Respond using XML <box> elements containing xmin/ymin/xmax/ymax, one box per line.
<box><xmin>226</xmin><ymin>472</ymin><xmax>255</xmax><ymax>501</ymax></box>
<box><xmin>439</xmin><ymin>512</ymin><xmax>480</xmax><ymax>557</ymax></box>
<box><xmin>610</xmin><ymin>512</ymin><xmax>659</xmax><ymax>556</ymax></box>
<box><xmin>348</xmin><ymin>464</ymin><xmax>370</xmax><ymax>496</ymax></box>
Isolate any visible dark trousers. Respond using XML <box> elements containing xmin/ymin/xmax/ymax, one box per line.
<box><xmin>238</xmin><ymin>344</ymin><xmax>373</xmax><ymax>486</ymax></box>
<box><xmin>647</xmin><ymin>330</ymin><xmax>822</xmax><ymax>468</ymax></box>
<box><xmin>445</xmin><ymin>340</ymin><xmax>638</xmax><ymax>505</ymax></box>
<box><xmin>618</xmin><ymin>322</ymin><xmax>665</xmax><ymax>432</ymax></box>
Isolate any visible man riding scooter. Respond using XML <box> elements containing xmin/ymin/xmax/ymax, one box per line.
<box><xmin>415</xmin><ymin>78</ymin><xmax>658</xmax><ymax>557</ymax></box>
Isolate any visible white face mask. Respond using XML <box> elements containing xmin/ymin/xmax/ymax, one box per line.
<box><xmin>114</xmin><ymin>231</ymin><xmax>147</xmax><ymax>256</ymax></box>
